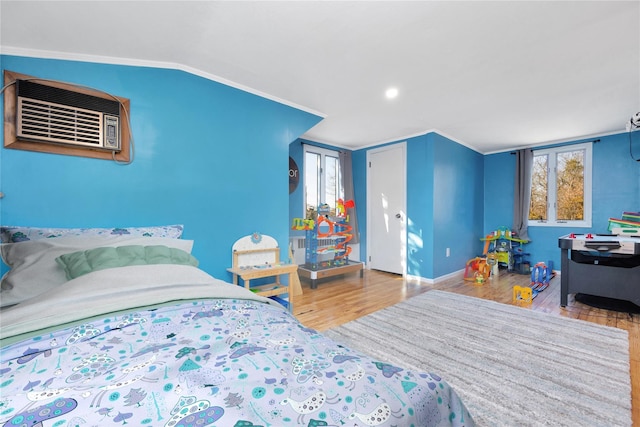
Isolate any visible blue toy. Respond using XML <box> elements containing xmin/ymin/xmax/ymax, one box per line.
<box><xmin>530</xmin><ymin>262</ymin><xmax>552</xmax><ymax>292</ymax></box>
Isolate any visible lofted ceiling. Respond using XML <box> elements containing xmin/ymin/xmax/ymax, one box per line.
<box><xmin>1</xmin><ymin>1</ymin><xmax>638</xmax><ymax>153</ymax></box>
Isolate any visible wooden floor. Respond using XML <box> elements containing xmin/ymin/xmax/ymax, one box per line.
<box><xmin>292</xmin><ymin>269</ymin><xmax>640</xmax><ymax>425</ymax></box>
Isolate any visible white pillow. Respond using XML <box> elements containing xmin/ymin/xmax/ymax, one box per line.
<box><xmin>0</xmin><ymin>235</ymin><xmax>194</xmax><ymax>308</ymax></box>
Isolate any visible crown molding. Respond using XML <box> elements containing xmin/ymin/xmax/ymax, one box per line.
<box><xmin>0</xmin><ymin>46</ymin><xmax>326</xmax><ymax>119</ymax></box>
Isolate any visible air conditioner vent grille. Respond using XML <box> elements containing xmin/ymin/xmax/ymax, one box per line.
<box><xmin>17</xmin><ymin>98</ymin><xmax>103</xmax><ymax>146</ymax></box>
<box><xmin>16</xmin><ymin>80</ymin><xmax>120</xmax><ymax>115</ymax></box>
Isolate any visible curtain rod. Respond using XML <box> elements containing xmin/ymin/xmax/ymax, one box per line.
<box><xmin>510</xmin><ymin>138</ymin><xmax>600</xmax><ymax>154</ymax></box>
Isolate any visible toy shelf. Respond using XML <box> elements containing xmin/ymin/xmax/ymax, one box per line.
<box><xmin>300</xmin><ymin>202</ymin><xmax>363</xmax><ymax>288</ymax></box>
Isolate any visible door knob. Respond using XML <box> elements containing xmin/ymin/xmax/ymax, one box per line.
<box><xmin>395</xmin><ymin>213</ymin><xmax>401</xmax><ymax>219</ymax></box>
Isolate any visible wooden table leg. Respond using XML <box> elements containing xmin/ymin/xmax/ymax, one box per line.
<box><xmin>287</xmin><ymin>272</ymin><xmax>294</xmax><ymax>313</ymax></box>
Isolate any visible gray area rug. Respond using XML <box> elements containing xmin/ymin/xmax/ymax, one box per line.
<box><xmin>324</xmin><ymin>290</ymin><xmax>631</xmax><ymax>427</ymax></box>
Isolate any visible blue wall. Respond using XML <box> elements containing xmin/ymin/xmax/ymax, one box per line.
<box><xmin>352</xmin><ymin>148</ymin><xmax>368</xmax><ymax>249</ymax></box>
<box><xmin>0</xmin><ymin>55</ymin><xmax>322</xmax><ymax>279</ymax></box>
<box><xmin>484</xmin><ymin>133</ymin><xmax>640</xmax><ymax>270</ymax></box>
<box><xmin>288</xmin><ymin>139</ymin><xmax>305</xmax><ymax>235</ymax></box>
<box><xmin>406</xmin><ymin>135</ymin><xmax>434</xmax><ymax>278</ymax></box>
<box><xmin>431</xmin><ymin>133</ymin><xmax>484</xmax><ymax>277</ymax></box>
<box><xmin>405</xmin><ymin>133</ymin><xmax>484</xmax><ymax>279</ymax></box>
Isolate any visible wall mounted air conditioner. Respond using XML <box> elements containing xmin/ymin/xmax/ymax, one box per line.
<box><xmin>16</xmin><ymin>80</ymin><xmax>121</xmax><ymax>151</ymax></box>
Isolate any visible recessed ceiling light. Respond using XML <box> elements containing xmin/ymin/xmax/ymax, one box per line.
<box><xmin>385</xmin><ymin>87</ymin><xmax>399</xmax><ymax>99</ymax></box>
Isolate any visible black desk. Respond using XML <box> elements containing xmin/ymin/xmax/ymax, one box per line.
<box><xmin>558</xmin><ymin>234</ymin><xmax>640</xmax><ymax>307</ymax></box>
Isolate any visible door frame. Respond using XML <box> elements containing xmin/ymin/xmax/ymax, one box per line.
<box><xmin>366</xmin><ymin>141</ymin><xmax>407</xmax><ymax>276</ymax></box>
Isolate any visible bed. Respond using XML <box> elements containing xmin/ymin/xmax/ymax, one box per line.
<box><xmin>0</xmin><ymin>226</ymin><xmax>475</xmax><ymax>427</ymax></box>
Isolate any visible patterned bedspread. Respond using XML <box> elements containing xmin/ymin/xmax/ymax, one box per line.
<box><xmin>0</xmin><ymin>266</ymin><xmax>474</xmax><ymax>427</ymax></box>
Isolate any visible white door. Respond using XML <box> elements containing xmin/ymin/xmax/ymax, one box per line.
<box><xmin>367</xmin><ymin>143</ymin><xmax>406</xmax><ymax>275</ymax></box>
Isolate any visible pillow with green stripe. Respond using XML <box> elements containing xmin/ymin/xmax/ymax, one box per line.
<box><xmin>56</xmin><ymin>245</ymin><xmax>199</xmax><ymax>280</ymax></box>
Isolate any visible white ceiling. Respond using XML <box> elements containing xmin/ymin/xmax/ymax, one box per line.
<box><xmin>1</xmin><ymin>1</ymin><xmax>639</xmax><ymax>153</ymax></box>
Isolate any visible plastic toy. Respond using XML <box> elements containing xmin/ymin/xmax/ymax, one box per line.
<box><xmin>304</xmin><ymin>200</ymin><xmax>356</xmax><ymax>269</ymax></box>
<box><xmin>481</xmin><ymin>226</ymin><xmax>526</xmax><ymax>250</ymax></box>
<box><xmin>486</xmin><ymin>252</ymin><xmax>499</xmax><ymax>277</ymax></box>
<box><xmin>513</xmin><ymin>285</ymin><xmax>534</xmax><ymax>303</ymax></box>
<box><xmin>463</xmin><ymin>257</ymin><xmax>490</xmax><ymax>283</ymax></box>
<box><xmin>481</xmin><ymin>226</ymin><xmax>529</xmax><ymax>273</ymax></box>
<box><xmin>291</xmin><ymin>218</ymin><xmax>315</xmax><ymax>230</ymax></box>
<box><xmin>336</xmin><ymin>198</ymin><xmax>355</xmax><ymax>218</ymax></box>
<box><xmin>530</xmin><ymin>262</ymin><xmax>552</xmax><ymax>291</ymax></box>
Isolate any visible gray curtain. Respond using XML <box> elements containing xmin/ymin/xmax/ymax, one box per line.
<box><xmin>339</xmin><ymin>150</ymin><xmax>359</xmax><ymax>244</ymax></box>
<box><xmin>513</xmin><ymin>149</ymin><xmax>533</xmax><ymax>242</ymax></box>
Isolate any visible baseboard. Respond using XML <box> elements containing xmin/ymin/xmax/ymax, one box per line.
<box><xmin>406</xmin><ymin>268</ymin><xmax>465</xmax><ymax>285</ymax></box>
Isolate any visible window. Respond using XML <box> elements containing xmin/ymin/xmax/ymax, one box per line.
<box><xmin>528</xmin><ymin>142</ymin><xmax>592</xmax><ymax>227</ymax></box>
<box><xmin>303</xmin><ymin>144</ymin><xmax>343</xmax><ymax>216</ymax></box>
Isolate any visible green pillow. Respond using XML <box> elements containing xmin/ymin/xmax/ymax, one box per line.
<box><xmin>56</xmin><ymin>245</ymin><xmax>199</xmax><ymax>280</ymax></box>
